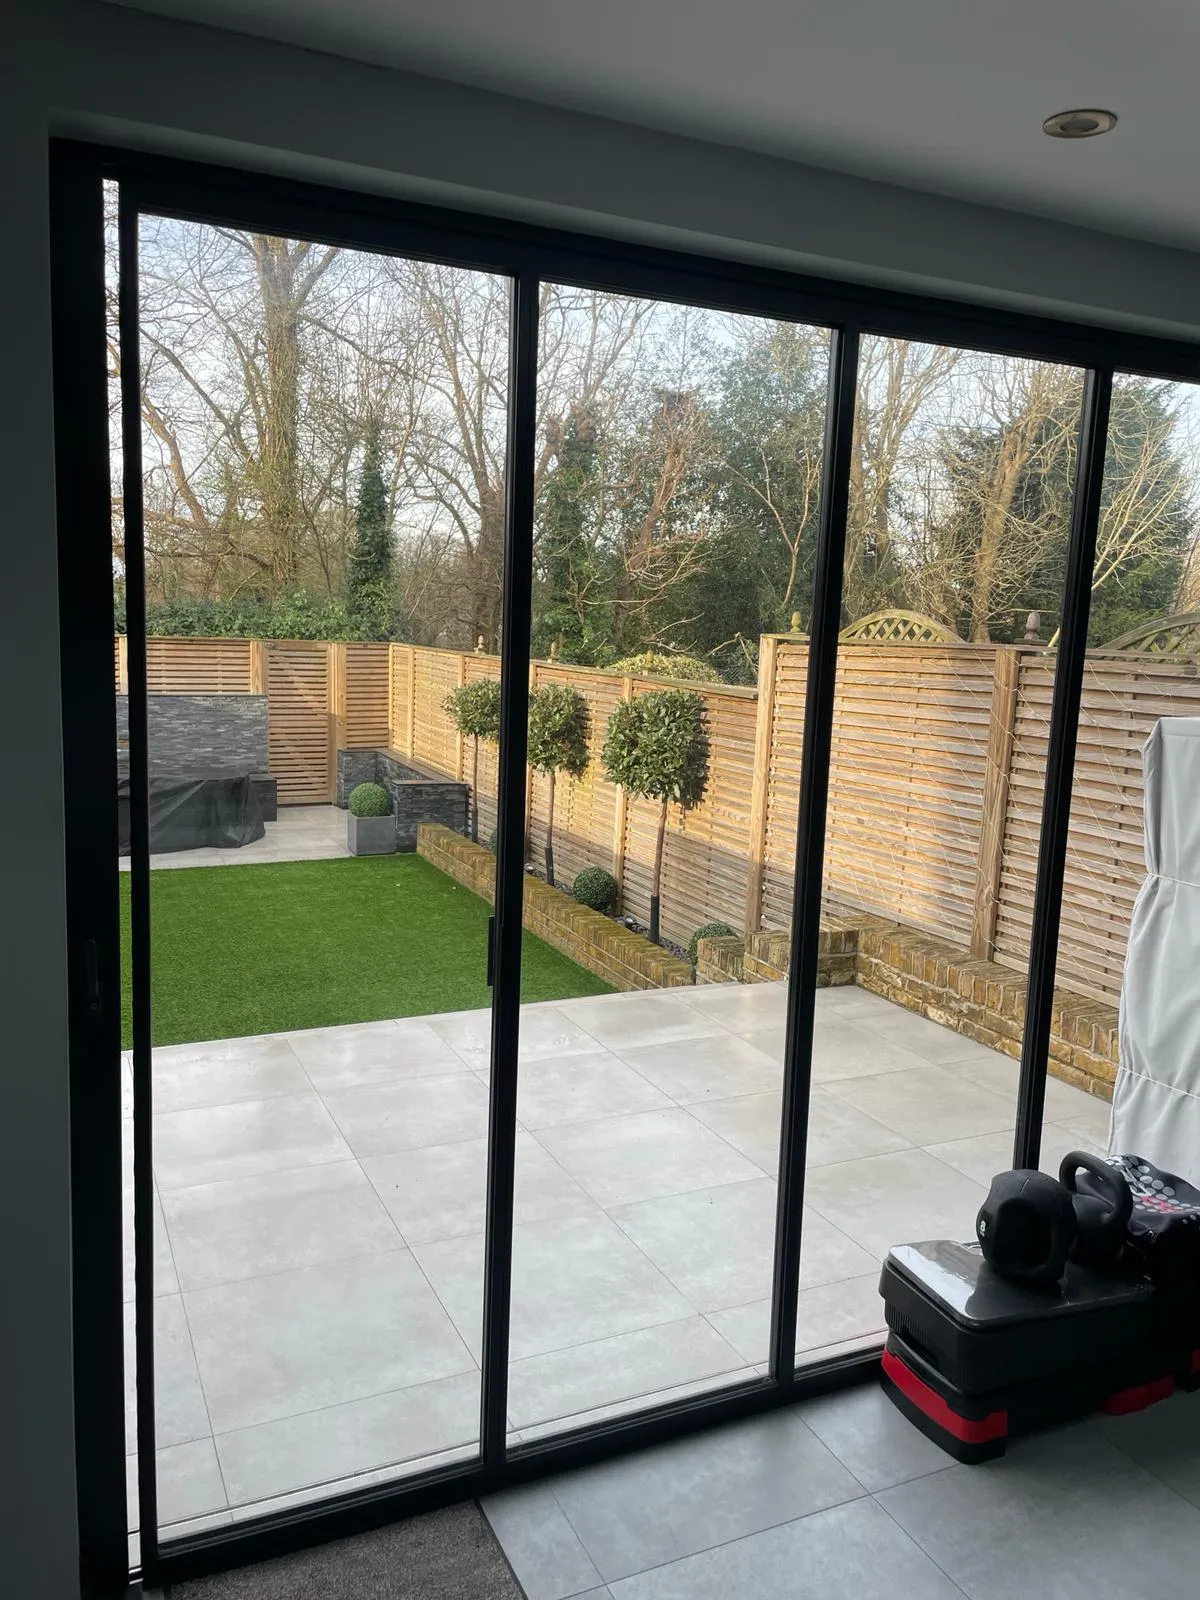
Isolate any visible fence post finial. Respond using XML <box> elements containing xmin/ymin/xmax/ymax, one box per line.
<box><xmin>790</xmin><ymin>612</ymin><xmax>802</xmax><ymax>635</ymax></box>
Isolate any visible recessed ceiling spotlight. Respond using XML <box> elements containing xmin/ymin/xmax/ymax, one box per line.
<box><xmin>1043</xmin><ymin>108</ymin><xmax>1118</xmax><ymax>139</ymax></box>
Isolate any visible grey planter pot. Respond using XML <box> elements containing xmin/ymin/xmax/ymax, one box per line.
<box><xmin>347</xmin><ymin>812</ymin><xmax>396</xmax><ymax>855</ymax></box>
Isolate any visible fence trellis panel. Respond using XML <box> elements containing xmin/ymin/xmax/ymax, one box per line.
<box><xmin>264</xmin><ymin>641</ymin><xmax>332</xmax><ymax>805</ymax></box>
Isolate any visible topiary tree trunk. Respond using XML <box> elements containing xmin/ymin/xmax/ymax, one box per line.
<box><xmin>527</xmin><ymin>683</ymin><xmax>590</xmax><ymax>888</ymax></box>
<box><xmin>649</xmin><ymin>800</ymin><xmax>669</xmax><ymax>944</ymax></box>
<box><xmin>442</xmin><ymin>679</ymin><xmax>502</xmax><ymax>843</ymax></box>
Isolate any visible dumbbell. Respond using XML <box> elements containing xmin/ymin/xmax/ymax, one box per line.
<box><xmin>976</xmin><ymin>1154</ymin><xmax>1132</xmax><ymax>1286</ymax></box>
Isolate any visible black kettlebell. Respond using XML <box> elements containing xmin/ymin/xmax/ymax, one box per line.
<box><xmin>976</xmin><ymin>1168</ymin><xmax>1078</xmax><ymax>1288</ymax></box>
<box><xmin>1059</xmin><ymin>1152</ymin><xmax>1132</xmax><ymax>1270</ymax></box>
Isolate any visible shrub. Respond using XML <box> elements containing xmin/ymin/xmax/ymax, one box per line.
<box><xmin>348</xmin><ymin>782</ymin><xmax>391</xmax><ymax>817</ymax></box>
<box><xmin>573</xmin><ymin>866</ymin><xmax>618</xmax><ymax>913</ymax></box>
<box><xmin>486</xmin><ymin>828</ymin><xmax>498</xmax><ymax>853</ymax></box>
<box><xmin>687</xmin><ymin>922</ymin><xmax>737</xmax><ymax>965</ymax></box>
<box><xmin>610</xmin><ymin>651</ymin><xmax>720</xmax><ymax>683</ymax></box>
<box><xmin>526</xmin><ymin>683</ymin><xmax>590</xmax><ymax>886</ymax></box>
<box><xmin>603</xmin><ymin>689</ymin><xmax>709</xmax><ymax>944</ymax></box>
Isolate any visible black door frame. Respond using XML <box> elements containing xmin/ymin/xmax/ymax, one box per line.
<box><xmin>51</xmin><ymin>138</ymin><xmax>1200</xmax><ymax>1594</ymax></box>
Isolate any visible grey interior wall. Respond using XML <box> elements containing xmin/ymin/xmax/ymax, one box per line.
<box><xmin>4</xmin><ymin>3</ymin><xmax>1200</xmax><ymax>1596</ymax></box>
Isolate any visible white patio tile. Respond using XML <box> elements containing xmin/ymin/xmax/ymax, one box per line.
<box><xmin>214</xmin><ymin>1370</ymin><xmax>481</xmax><ymax>1508</ymax></box>
<box><xmin>926</xmin><ymin>1120</ymin><xmax>1104</xmax><ymax>1188</ymax></box>
<box><xmin>515</xmin><ymin>1051</ymin><xmax>672</xmax><ymax>1128</ymax></box>
<box><xmin>803</xmin><ymin>1147</ymin><xmax>988</xmax><ymax>1259</ymax></box>
<box><xmin>708</xmin><ymin>1272</ymin><xmax>884</xmax><ymax>1365</ymax></box>
<box><xmin>161</xmin><ymin>1161</ymin><xmax>402</xmax><ymax>1290</ymax></box>
<box><xmin>363</xmin><ymin>1132</ymin><xmax>597</xmax><ymax>1246</ymax></box>
<box><xmin>322</xmin><ymin>1073</ymin><xmax>491</xmax><ymax>1157</ymax></box>
<box><xmin>184</xmin><ymin>1250</ymin><xmax>476</xmax><ymax>1434</ymax></box>
<box><xmin>150</xmin><ymin>1035</ymin><xmax>309</xmax><ymax>1114</ymax></box>
<box><xmin>126</xmin><ymin>1439</ymin><xmax>227</xmax><ymax>1532</ymax></box>
<box><xmin>609</xmin><ymin>1179</ymin><xmax>778</xmax><ymax>1312</ymax></box>
<box><xmin>615</xmin><ymin>1033</ymin><xmax>782</xmax><ymax>1104</ymax></box>
<box><xmin>809</xmin><ymin>1017</ymin><xmax>936</xmax><ymax>1083</ymax></box>
<box><xmin>432</xmin><ymin>1004</ymin><xmax>599</xmax><ymax>1069</ymax></box>
<box><xmin>413</xmin><ymin>1212</ymin><xmax>694</xmax><ymax>1363</ymax></box>
<box><xmin>823</xmin><ymin>1064</ymin><xmax>1015</xmax><ymax>1144</ymax></box>
<box><xmin>535</xmin><ymin>1108</ymin><xmax>761</xmax><ymax>1208</ymax></box>
<box><xmin>284</xmin><ymin>1017</ymin><xmax>464</xmax><ymax>1090</ymax></box>
<box><xmin>124</xmin><ymin>1295</ymin><xmax>211</xmax><ymax>1451</ymax></box>
<box><xmin>683</xmin><ymin>981</ymin><xmax>790</xmax><ymax>1032</ymax></box>
<box><xmin>556</xmin><ymin>993</ymin><xmax>731</xmax><ymax>1051</ymax></box>
<box><xmin>153</xmin><ymin>1093</ymin><xmax>351</xmax><ymax>1191</ymax></box>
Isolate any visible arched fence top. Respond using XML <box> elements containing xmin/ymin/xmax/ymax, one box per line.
<box><xmin>838</xmin><ymin>610</ymin><xmax>964</xmax><ymax>645</ymax></box>
<box><xmin>1105</xmin><ymin>612</ymin><xmax>1200</xmax><ymax>656</ymax></box>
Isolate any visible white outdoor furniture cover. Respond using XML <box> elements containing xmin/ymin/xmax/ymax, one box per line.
<box><xmin>1110</xmin><ymin>717</ymin><xmax>1200</xmax><ymax>1183</ymax></box>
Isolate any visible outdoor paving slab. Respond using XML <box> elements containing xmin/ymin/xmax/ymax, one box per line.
<box><xmin>505</xmin><ymin>1317</ymin><xmax>748</xmax><ymax>1433</ymax></box>
<box><xmin>534</xmin><ymin>1106</ymin><xmax>761</xmax><ymax>1208</ymax></box>
<box><xmin>123</xmin><ymin>1121</ymin><xmax>178</xmax><ymax>1301</ymax></box>
<box><xmin>322</xmin><ymin>1073</ymin><xmax>491</xmax><ymax>1158</ymax></box>
<box><xmin>854</xmin><ymin>1002</ymin><xmax>1006</xmax><ymax>1066</ymax></box>
<box><xmin>432</xmin><ymin>1004</ymin><xmax>600</xmax><ymax>1069</ymax></box>
<box><xmin>482</xmin><ymin>1483</ymin><xmax>605</xmax><ymax>1600</ymax></box>
<box><xmin>284</xmin><ymin>1017</ymin><xmax>464</xmax><ymax>1090</ymax></box>
<box><xmin>604</xmin><ymin>1496</ymin><xmax>964</xmax><ymax>1600</ymax></box>
<box><xmin>363</xmin><ymin>1132</ymin><xmax>598</xmax><ymax>1246</ymax></box>
<box><xmin>803</xmin><ymin>1147</ymin><xmax>989</xmax><ymax>1259</ymax></box>
<box><xmin>936</xmin><ymin>1050</ymin><xmax>1103</xmax><ymax>1123</ymax></box>
<box><xmin>160</xmin><ymin>1161</ymin><xmax>402</xmax><ymax>1290</ymax></box>
<box><xmin>556</xmin><ymin>993</ymin><xmax>731</xmax><ymax>1051</ymax></box>
<box><xmin>691</xmin><ymin>1085</ymin><xmax>911</xmax><ymax>1172</ymax></box>
<box><xmin>548</xmin><ymin>1408</ymin><xmax>864</xmax><ymax>1582</ymax></box>
<box><xmin>126</xmin><ymin>1439</ymin><xmax>227</xmax><ymax>1531</ymax></box>
<box><xmin>615</xmin><ymin>1033</ymin><xmax>782</xmax><ymax>1104</ymax></box>
<box><xmin>413</xmin><ymin>1212</ymin><xmax>695</xmax><ymax>1363</ymax></box>
<box><xmin>153</xmin><ymin>1092</ymin><xmax>352</xmax><ymax>1191</ymax></box>
<box><xmin>214</xmin><ymin>1369</ymin><xmax>481</xmax><ymax>1509</ymax></box>
<box><xmin>125</xmin><ymin>1295</ymin><xmax>211</xmax><ymax>1451</ymax></box>
<box><xmin>824</xmin><ymin>1064</ymin><xmax>1015</xmax><ymax>1144</ymax></box>
<box><xmin>808</xmin><ymin>1016</ymin><xmax>937</xmax><ymax>1082</ymax></box>
<box><xmin>708</xmin><ymin>1272</ymin><xmax>885</xmax><ymax>1365</ymax></box>
<box><xmin>926</xmin><ymin>1121</ymin><xmax>1103</xmax><ymax>1188</ymax></box>
<box><xmin>149</xmin><ymin>1035</ymin><xmax>309</xmax><ymax>1114</ymax></box>
<box><xmin>183</xmin><ymin>1248</ymin><xmax>476</xmax><ymax>1433</ymax></box>
<box><xmin>877</xmin><ymin>1424</ymin><xmax>1200</xmax><ymax>1600</ymax></box>
<box><xmin>515</xmin><ymin>1050</ymin><xmax>672</xmax><ymax>1128</ymax></box>
<box><xmin>682</xmin><ymin>982</ymin><xmax>790</xmax><ymax>1032</ymax></box>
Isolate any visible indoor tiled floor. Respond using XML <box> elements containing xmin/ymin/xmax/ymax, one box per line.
<box><xmin>481</xmin><ymin>1382</ymin><xmax>1200</xmax><ymax>1599</ymax></box>
<box><xmin>118</xmin><ymin>804</ymin><xmax>348</xmax><ymax>871</ymax></box>
<box><xmin>126</xmin><ymin>981</ymin><xmax>1112</xmax><ymax>1545</ymax></box>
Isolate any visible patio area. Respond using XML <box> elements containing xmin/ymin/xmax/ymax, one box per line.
<box><xmin>125</xmin><ymin>977</ymin><xmax>1112</xmax><ymax>1547</ymax></box>
<box><xmin>118</xmin><ymin>803</ymin><xmax>350</xmax><ymax>871</ymax></box>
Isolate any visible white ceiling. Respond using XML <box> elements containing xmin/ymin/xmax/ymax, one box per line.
<box><xmin>114</xmin><ymin>0</ymin><xmax>1200</xmax><ymax>251</ymax></box>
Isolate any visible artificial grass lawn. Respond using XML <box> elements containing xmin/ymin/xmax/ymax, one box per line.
<box><xmin>120</xmin><ymin>852</ymin><xmax>614</xmax><ymax>1047</ymax></box>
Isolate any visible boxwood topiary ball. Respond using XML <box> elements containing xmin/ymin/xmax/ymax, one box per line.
<box><xmin>573</xmin><ymin>866</ymin><xmax>619</xmax><ymax>912</ymax></box>
<box><xmin>687</xmin><ymin>921</ymin><xmax>737</xmax><ymax>964</ymax></box>
<box><xmin>348</xmin><ymin>782</ymin><xmax>391</xmax><ymax>817</ymax></box>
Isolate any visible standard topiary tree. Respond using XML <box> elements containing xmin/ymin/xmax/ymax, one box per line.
<box><xmin>602</xmin><ymin>689</ymin><xmax>708</xmax><ymax>945</ymax></box>
<box><xmin>442</xmin><ymin>678</ymin><xmax>502</xmax><ymax>842</ymax></box>
<box><xmin>526</xmin><ymin>682</ymin><xmax>590</xmax><ymax>887</ymax></box>
<box><xmin>573</xmin><ymin>866</ymin><xmax>618</xmax><ymax>913</ymax></box>
<box><xmin>348</xmin><ymin>781</ymin><xmax>391</xmax><ymax>817</ymax></box>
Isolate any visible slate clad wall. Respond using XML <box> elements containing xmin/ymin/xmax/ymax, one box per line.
<box><xmin>116</xmin><ymin>694</ymin><xmax>269</xmax><ymax>774</ymax></box>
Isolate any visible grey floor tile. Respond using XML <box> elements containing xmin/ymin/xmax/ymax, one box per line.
<box><xmin>433</xmin><ymin>1004</ymin><xmax>600</xmax><ymax>1068</ymax></box>
<box><xmin>516</xmin><ymin>1051</ymin><xmax>673</xmax><ymax>1128</ymax></box>
<box><xmin>689</xmin><ymin>1091</ymin><xmax>781</xmax><ymax>1172</ymax></box>
<box><xmin>682</xmin><ymin>981</ymin><xmax>790</xmax><ymax>1032</ymax></box>
<box><xmin>364</xmin><ymin>1132</ymin><xmax>597</xmax><ymax>1245</ymax></box>
<box><xmin>853</xmin><ymin>1002</ymin><xmax>997</xmax><ymax>1066</ymax></box>
<box><xmin>550</xmin><ymin>1408</ymin><xmax>864</xmax><ymax>1581</ymax></box>
<box><xmin>803</xmin><ymin>1148</ymin><xmax>988</xmax><ymax>1258</ymax></box>
<box><xmin>606</xmin><ymin>1496</ymin><xmax>964</xmax><ymax>1599</ymax></box>
<box><xmin>125</xmin><ymin>1295</ymin><xmax>212</xmax><ymax>1451</ymax></box>
<box><xmin>414</xmin><ymin>1212</ymin><xmax>694</xmax><ymax>1362</ymax></box>
<box><xmin>1098</xmin><ymin>1388</ymin><xmax>1200</xmax><ymax>1508</ymax></box>
<box><xmin>825</xmin><ymin>1065</ymin><xmax>1015</xmax><ymax>1145</ymax></box>
<box><xmin>215</xmin><ymin>1369</ymin><xmax>481</xmax><ymax>1507</ymax></box>
<box><xmin>936</xmin><ymin>1049</ymin><xmax>1099</xmax><ymax>1124</ymax></box>
<box><xmin>507</xmin><ymin>1317</ymin><xmax>747</xmax><ymax>1432</ymax></box>
<box><xmin>616</xmin><ymin>1034</ymin><xmax>782</xmax><ymax>1104</ymax></box>
<box><xmin>153</xmin><ymin>1093</ymin><xmax>351</xmax><ymax>1191</ymax></box>
<box><xmin>184</xmin><ymin>1249</ymin><xmax>475</xmax><ymax>1433</ymax></box>
<box><xmin>800</xmin><ymin>1381</ymin><xmax>952</xmax><ymax>1491</ymax></box>
<box><xmin>161</xmin><ymin>1161</ymin><xmax>402</xmax><ymax>1290</ymax></box>
<box><xmin>482</xmin><ymin>1483</ymin><xmax>604</xmax><ymax>1600</ymax></box>
<box><xmin>284</xmin><ymin>1017</ymin><xmax>464</xmax><ymax>1090</ymax></box>
<box><xmin>123</xmin><ymin>1121</ymin><xmax>178</xmax><ymax>1300</ymax></box>
<box><xmin>126</xmin><ymin>1438</ymin><xmax>228</xmax><ymax>1532</ymax></box>
<box><xmin>322</xmin><ymin>1073</ymin><xmax>490</xmax><ymax>1157</ymax></box>
<box><xmin>709</xmin><ymin>1271</ymin><xmax>884</xmax><ymax>1365</ymax></box>
<box><xmin>814</xmin><ymin>986</ymin><xmax>900</xmax><ymax>1023</ymax></box>
<box><xmin>150</xmin><ymin>1035</ymin><xmax>309</xmax><ymax>1114</ymax></box>
<box><xmin>926</xmin><ymin>1121</ymin><xmax>1102</xmax><ymax>1188</ymax></box>
<box><xmin>879</xmin><ymin>1424</ymin><xmax>1200</xmax><ymax>1600</ymax></box>
<box><xmin>692</xmin><ymin>1085</ymin><xmax>912</xmax><ymax>1173</ymax></box>
<box><xmin>556</xmin><ymin>993</ymin><xmax>730</xmax><ymax>1051</ymax></box>
<box><xmin>535</xmin><ymin>1107</ymin><xmax>761</xmax><ymax>1208</ymax></box>
<box><xmin>1055</xmin><ymin>1096</ymin><xmax>1114</xmax><ymax>1144</ymax></box>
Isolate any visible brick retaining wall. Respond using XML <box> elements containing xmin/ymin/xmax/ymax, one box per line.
<box><xmin>417</xmin><ymin>823</ymin><xmax>693</xmax><ymax>992</ymax></box>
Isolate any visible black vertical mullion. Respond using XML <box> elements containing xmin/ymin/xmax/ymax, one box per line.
<box><xmin>51</xmin><ymin>148</ymin><xmax>129</xmax><ymax>1600</ymax></box>
<box><xmin>479</xmin><ymin>271</ymin><xmax>540</xmax><ymax>1470</ymax></box>
<box><xmin>769</xmin><ymin>327</ymin><xmax>860</xmax><ymax>1382</ymax></box>
<box><xmin>119</xmin><ymin>193</ymin><xmax>161</xmax><ymax>1574</ymax></box>
<box><xmin>1013</xmin><ymin>367</ymin><xmax>1114</xmax><ymax>1171</ymax></box>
